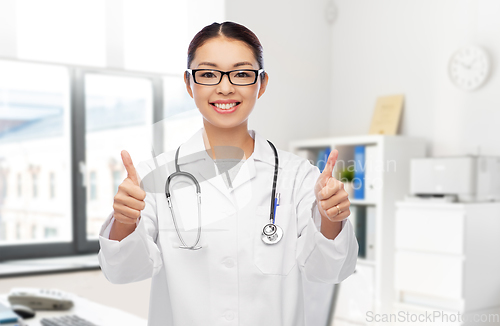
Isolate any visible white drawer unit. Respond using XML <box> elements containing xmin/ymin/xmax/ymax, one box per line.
<box><xmin>395</xmin><ymin>207</ymin><xmax>464</xmax><ymax>254</ymax></box>
<box><xmin>394</xmin><ymin>201</ymin><xmax>500</xmax><ymax>317</ymax></box>
<box><xmin>395</xmin><ymin>252</ymin><xmax>463</xmax><ymax>301</ymax></box>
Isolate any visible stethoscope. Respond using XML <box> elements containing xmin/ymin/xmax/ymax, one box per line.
<box><xmin>165</xmin><ymin>139</ymin><xmax>283</xmax><ymax>250</ymax></box>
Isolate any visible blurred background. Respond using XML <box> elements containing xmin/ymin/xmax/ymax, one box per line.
<box><xmin>0</xmin><ymin>0</ymin><xmax>500</xmax><ymax>325</ymax></box>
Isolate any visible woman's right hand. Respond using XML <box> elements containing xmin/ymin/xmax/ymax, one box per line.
<box><xmin>112</xmin><ymin>150</ymin><xmax>147</xmax><ymax>226</ymax></box>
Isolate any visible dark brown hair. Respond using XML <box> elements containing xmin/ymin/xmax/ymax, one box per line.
<box><xmin>186</xmin><ymin>21</ymin><xmax>265</xmax><ymax>81</ymax></box>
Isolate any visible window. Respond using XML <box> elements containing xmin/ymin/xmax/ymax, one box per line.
<box><xmin>49</xmin><ymin>172</ymin><xmax>55</xmax><ymax>199</ymax></box>
<box><xmin>0</xmin><ymin>60</ymin><xmax>72</xmax><ymax>247</ymax></box>
<box><xmin>0</xmin><ymin>0</ymin><xmax>221</xmax><ymax>262</ymax></box>
<box><xmin>112</xmin><ymin>170</ymin><xmax>121</xmax><ymax>197</ymax></box>
<box><xmin>89</xmin><ymin>171</ymin><xmax>97</xmax><ymax>201</ymax></box>
<box><xmin>84</xmin><ymin>74</ymin><xmax>154</xmax><ymax>240</ymax></box>
<box><xmin>0</xmin><ymin>167</ymin><xmax>7</xmax><ymax>202</ymax></box>
<box><xmin>44</xmin><ymin>227</ymin><xmax>57</xmax><ymax>238</ymax></box>
<box><xmin>32</xmin><ymin>173</ymin><xmax>38</xmax><ymax>198</ymax></box>
<box><xmin>17</xmin><ymin>173</ymin><xmax>21</xmax><ymax>197</ymax></box>
<box><xmin>16</xmin><ymin>222</ymin><xmax>21</xmax><ymax>240</ymax></box>
<box><xmin>0</xmin><ymin>61</ymin><xmax>198</xmax><ymax>261</ymax></box>
<box><xmin>162</xmin><ymin>76</ymin><xmax>202</xmax><ymax>152</ymax></box>
<box><xmin>0</xmin><ymin>223</ymin><xmax>5</xmax><ymax>240</ymax></box>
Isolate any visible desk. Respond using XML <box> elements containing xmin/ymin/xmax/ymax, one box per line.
<box><xmin>0</xmin><ymin>294</ymin><xmax>147</xmax><ymax>326</ymax></box>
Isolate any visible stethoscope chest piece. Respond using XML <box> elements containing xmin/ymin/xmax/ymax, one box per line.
<box><xmin>261</xmin><ymin>223</ymin><xmax>283</xmax><ymax>245</ymax></box>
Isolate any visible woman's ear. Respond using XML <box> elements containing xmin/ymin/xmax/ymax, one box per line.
<box><xmin>257</xmin><ymin>72</ymin><xmax>269</xmax><ymax>99</ymax></box>
<box><xmin>184</xmin><ymin>71</ymin><xmax>194</xmax><ymax>98</ymax></box>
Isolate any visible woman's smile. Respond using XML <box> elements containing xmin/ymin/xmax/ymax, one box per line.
<box><xmin>210</xmin><ymin>99</ymin><xmax>241</xmax><ymax>114</ymax></box>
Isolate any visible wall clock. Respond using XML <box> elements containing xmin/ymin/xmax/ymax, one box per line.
<box><xmin>448</xmin><ymin>45</ymin><xmax>490</xmax><ymax>91</ymax></box>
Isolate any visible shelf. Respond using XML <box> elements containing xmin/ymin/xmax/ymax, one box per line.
<box><xmin>290</xmin><ymin>134</ymin><xmax>425</xmax><ymax>149</ymax></box>
<box><xmin>289</xmin><ymin>134</ymin><xmax>385</xmax><ymax>149</ymax></box>
<box><xmin>289</xmin><ymin>133</ymin><xmax>428</xmax><ymax>324</ymax></box>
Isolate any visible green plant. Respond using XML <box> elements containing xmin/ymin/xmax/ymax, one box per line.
<box><xmin>339</xmin><ymin>166</ymin><xmax>354</xmax><ymax>182</ymax></box>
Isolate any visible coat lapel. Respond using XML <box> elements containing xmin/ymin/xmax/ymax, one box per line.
<box><xmin>176</xmin><ymin>128</ymin><xmax>233</xmax><ymax>207</ymax></box>
<box><xmin>176</xmin><ymin>128</ymin><xmax>282</xmax><ymax>204</ymax></box>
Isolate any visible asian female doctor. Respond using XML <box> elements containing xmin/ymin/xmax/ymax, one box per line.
<box><xmin>98</xmin><ymin>21</ymin><xmax>358</xmax><ymax>326</ymax></box>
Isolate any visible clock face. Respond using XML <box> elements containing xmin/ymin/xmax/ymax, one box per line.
<box><xmin>449</xmin><ymin>46</ymin><xmax>490</xmax><ymax>91</ymax></box>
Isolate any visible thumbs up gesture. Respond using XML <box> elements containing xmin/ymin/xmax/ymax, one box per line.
<box><xmin>314</xmin><ymin>149</ymin><xmax>351</xmax><ymax>223</ymax></box>
<box><xmin>112</xmin><ymin>150</ymin><xmax>147</xmax><ymax>225</ymax></box>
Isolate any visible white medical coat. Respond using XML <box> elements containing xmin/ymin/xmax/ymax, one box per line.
<box><xmin>98</xmin><ymin>128</ymin><xmax>358</xmax><ymax>326</ymax></box>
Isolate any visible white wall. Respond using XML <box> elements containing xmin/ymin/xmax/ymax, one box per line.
<box><xmin>330</xmin><ymin>0</ymin><xmax>500</xmax><ymax>157</ymax></box>
<box><xmin>226</xmin><ymin>0</ymin><xmax>333</xmax><ymax>150</ymax></box>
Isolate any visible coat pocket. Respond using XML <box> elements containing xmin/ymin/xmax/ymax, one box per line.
<box><xmin>253</xmin><ymin>204</ymin><xmax>297</xmax><ymax>276</ymax></box>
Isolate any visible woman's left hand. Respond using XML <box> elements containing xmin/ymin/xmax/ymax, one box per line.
<box><xmin>314</xmin><ymin>149</ymin><xmax>351</xmax><ymax>223</ymax></box>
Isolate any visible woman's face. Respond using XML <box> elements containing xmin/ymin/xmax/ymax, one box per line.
<box><xmin>184</xmin><ymin>36</ymin><xmax>268</xmax><ymax>130</ymax></box>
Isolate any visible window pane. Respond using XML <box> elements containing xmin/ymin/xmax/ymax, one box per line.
<box><xmin>160</xmin><ymin>76</ymin><xmax>202</xmax><ymax>153</ymax></box>
<box><xmin>112</xmin><ymin>170</ymin><xmax>121</xmax><ymax>196</ymax></box>
<box><xmin>85</xmin><ymin>74</ymin><xmax>153</xmax><ymax>240</ymax></box>
<box><xmin>16</xmin><ymin>0</ymin><xmax>106</xmax><ymax>67</ymax></box>
<box><xmin>49</xmin><ymin>172</ymin><xmax>55</xmax><ymax>199</ymax></box>
<box><xmin>89</xmin><ymin>171</ymin><xmax>97</xmax><ymax>201</ymax></box>
<box><xmin>0</xmin><ymin>60</ymin><xmax>72</xmax><ymax>245</ymax></box>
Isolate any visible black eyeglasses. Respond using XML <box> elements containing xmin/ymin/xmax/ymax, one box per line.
<box><xmin>186</xmin><ymin>69</ymin><xmax>265</xmax><ymax>86</ymax></box>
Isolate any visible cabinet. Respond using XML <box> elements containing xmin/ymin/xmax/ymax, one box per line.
<box><xmin>289</xmin><ymin>135</ymin><xmax>426</xmax><ymax>326</ymax></box>
<box><xmin>394</xmin><ymin>201</ymin><xmax>500</xmax><ymax>324</ymax></box>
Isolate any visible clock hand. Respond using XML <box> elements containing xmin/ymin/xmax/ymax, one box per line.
<box><xmin>466</xmin><ymin>58</ymin><xmax>477</xmax><ymax>69</ymax></box>
<box><xmin>458</xmin><ymin>60</ymin><xmax>469</xmax><ymax>69</ymax></box>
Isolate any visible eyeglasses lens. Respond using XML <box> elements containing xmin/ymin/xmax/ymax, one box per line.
<box><xmin>195</xmin><ymin>70</ymin><xmax>256</xmax><ymax>85</ymax></box>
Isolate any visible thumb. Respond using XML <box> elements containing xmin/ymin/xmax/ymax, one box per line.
<box><xmin>121</xmin><ymin>150</ymin><xmax>139</xmax><ymax>186</ymax></box>
<box><xmin>320</xmin><ymin>149</ymin><xmax>338</xmax><ymax>180</ymax></box>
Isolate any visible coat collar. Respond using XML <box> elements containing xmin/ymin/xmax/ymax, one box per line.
<box><xmin>175</xmin><ymin>127</ymin><xmax>280</xmax><ymax>197</ymax></box>
<box><xmin>177</xmin><ymin>127</ymin><xmax>279</xmax><ymax>168</ymax></box>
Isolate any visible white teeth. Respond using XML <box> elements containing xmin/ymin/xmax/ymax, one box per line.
<box><xmin>214</xmin><ymin>102</ymin><xmax>238</xmax><ymax>109</ymax></box>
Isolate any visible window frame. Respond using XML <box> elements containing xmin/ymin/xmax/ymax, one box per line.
<box><xmin>0</xmin><ymin>59</ymin><xmax>166</xmax><ymax>261</ymax></box>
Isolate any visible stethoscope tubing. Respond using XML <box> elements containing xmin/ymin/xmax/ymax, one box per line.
<box><xmin>165</xmin><ymin>138</ymin><xmax>281</xmax><ymax>249</ymax></box>
<box><xmin>267</xmin><ymin>140</ymin><xmax>279</xmax><ymax>225</ymax></box>
<box><xmin>165</xmin><ymin>146</ymin><xmax>202</xmax><ymax>250</ymax></box>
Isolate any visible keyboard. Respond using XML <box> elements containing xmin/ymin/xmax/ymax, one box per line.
<box><xmin>40</xmin><ymin>315</ymin><xmax>99</xmax><ymax>326</ymax></box>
